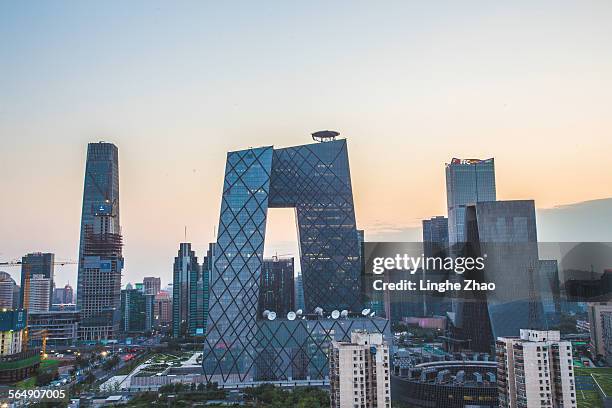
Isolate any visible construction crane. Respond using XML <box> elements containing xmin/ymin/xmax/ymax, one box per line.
<box><xmin>0</xmin><ymin>260</ymin><xmax>77</xmax><ymax>267</ymax></box>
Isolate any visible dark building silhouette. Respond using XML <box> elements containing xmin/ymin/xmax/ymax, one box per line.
<box><xmin>258</xmin><ymin>257</ymin><xmax>295</xmax><ymax>318</ymax></box>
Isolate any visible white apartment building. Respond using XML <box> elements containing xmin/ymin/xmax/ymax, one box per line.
<box><xmin>27</xmin><ymin>274</ymin><xmax>52</xmax><ymax>313</ymax></box>
<box><xmin>329</xmin><ymin>331</ymin><xmax>391</xmax><ymax>408</ymax></box>
<box><xmin>497</xmin><ymin>329</ymin><xmax>576</xmax><ymax>408</ymax></box>
<box><xmin>588</xmin><ymin>302</ymin><xmax>612</xmax><ymax>358</ymax></box>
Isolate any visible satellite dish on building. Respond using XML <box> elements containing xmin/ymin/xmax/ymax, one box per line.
<box><xmin>340</xmin><ymin>310</ymin><xmax>349</xmax><ymax>318</ymax></box>
<box><xmin>331</xmin><ymin>310</ymin><xmax>340</xmax><ymax>319</ymax></box>
<box><xmin>361</xmin><ymin>308</ymin><xmax>371</xmax><ymax>316</ymax></box>
<box><xmin>263</xmin><ymin>310</ymin><xmax>270</xmax><ymax>319</ymax></box>
<box><xmin>287</xmin><ymin>311</ymin><xmax>296</xmax><ymax>321</ymax></box>
<box><xmin>268</xmin><ymin>311</ymin><xmax>277</xmax><ymax>321</ymax></box>
<box><xmin>314</xmin><ymin>307</ymin><xmax>323</xmax><ymax>316</ymax></box>
<box><xmin>369</xmin><ymin>311</ymin><xmax>376</xmax><ymax>317</ymax></box>
<box><xmin>296</xmin><ymin>309</ymin><xmax>303</xmax><ymax>316</ymax></box>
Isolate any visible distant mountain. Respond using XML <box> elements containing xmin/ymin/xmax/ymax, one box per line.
<box><xmin>537</xmin><ymin>197</ymin><xmax>612</xmax><ymax>242</ymax></box>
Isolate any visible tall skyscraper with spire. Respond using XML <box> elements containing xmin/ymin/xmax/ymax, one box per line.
<box><xmin>76</xmin><ymin>142</ymin><xmax>123</xmax><ymax>341</ymax></box>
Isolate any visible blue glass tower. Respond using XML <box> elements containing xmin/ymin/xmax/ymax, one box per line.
<box><xmin>203</xmin><ymin>137</ymin><xmax>362</xmax><ymax>383</ymax></box>
<box><xmin>446</xmin><ymin>158</ymin><xmax>496</xmax><ymax>245</ymax></box>
<box><xmin>76</xmin><ymin>142</ymin><xmax>123</xmax><ymax>341</ymax></box>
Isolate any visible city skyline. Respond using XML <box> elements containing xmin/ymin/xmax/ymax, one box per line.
<box><xmin>2</xmin><ymin>1</ymin><xmax>612</xmax><ymax>287</ymax></box>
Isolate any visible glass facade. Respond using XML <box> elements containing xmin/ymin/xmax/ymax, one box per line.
<box><xmin>172</xmin><ymin>242</ymin><xmax>199</xmax><ymax>338</ymax></box>
<box><xmin>76</xmin><ymin>142</ymin><xmax>123</xmax><ymax>341</ymax></box>
<box><xmin>445</xmin><ymin>158</ymin><xmax>496</xmax><ymax>245</ymax></box>
<box><xmin>202</xmin><ymin>139</ymin><xmax>364</xmax><ymax>383</ymax></box>
<box><xmin>457</xmin><ymin>200</ymin><xmax>546</xmax><ymax>352</ymax></box>
<box><xmin>258</xmin><ymin>257</ymin><xmax>295</xmax><ymax>319</ymax></box>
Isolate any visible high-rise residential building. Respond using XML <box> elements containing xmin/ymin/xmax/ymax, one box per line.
<box><xmin>496</xmin><ymin>330</ymin><xmax>576</xmax><ymax>408</ymax></box>
<box><xmin>601</xmin><ymin>311</ymin><xmax>612</xmax><ymax>365</ymax></box>
<box><xmin>154</xmin><ymin>290</ymin><xmax>172</xmax><ymax>327</ymax></box>
<box><xmin>26</xmin><ymin>274</ymin><xmax>52</xmax><ymax>313</ymax></box>
<box><xmin>0</xmin><ymin>272</ymin><xmax>16</xmax><ymax>309</ymax></box>
<box><xmin>329</xmin><ymin>331</ymin><xmax>391</xmax><ymax>408</ymax></box>
<box><xmin>258</xmin><ymin>257</ymin><xmax>295</xmax><ymax>318</ymax></box>
<box><xmin>20</xmin><ymin>252</ymin><xmax>54</xmax><ymax>310</ymax></box>
<box><xmin>52</xmin><ymin>283</ymin><xmax>74</xmax><ymax>305</ymax></box>
<box><xmin>453</xmin><ymin>200</ymin><xmax>545</xmax><ymax>352</ymax></box>
<box><xmin>587</xmin><ymin>302</ymin><xmax>612</xmax><ymax>358</ymax></box>
<box><xmin>143</xmin><ymin>277</ymin><xmax>161</xmax><ymax>295</ymax></box>
<box><xmin>203</xmin><ymin>135</ymin><xmax>361</xmax><ymax>383</ymax></box>
<box><xmin>76</xmin><ymin>142</ymin><xmax>123</xmax><ymax>341</ymax></box>
<box><xmin>172</xmin><ymin>243</ymin><xmax>199</xmax><ymax>338</ymax></box>
<box><xmin>445</xmin><ymin>158</ymin><xmax>496</xmax><ymax>245</ymax></box>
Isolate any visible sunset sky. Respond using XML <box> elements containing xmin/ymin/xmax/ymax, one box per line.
<box><xmin>1</xmin><ymin>1</ymin><xmax>611</xmax><ymax>286</ymax></box>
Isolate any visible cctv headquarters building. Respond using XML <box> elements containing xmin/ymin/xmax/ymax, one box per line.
<box><xmin>202</xmin><ymin>133</ymin><xmax>389</xmax><ymax>384</ymax></box>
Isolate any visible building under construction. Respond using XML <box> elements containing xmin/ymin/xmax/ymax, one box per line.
<box><xmin>77</xmin><ymin>142</ymin><xmax>123</xmax><ymax>342</ymax></box>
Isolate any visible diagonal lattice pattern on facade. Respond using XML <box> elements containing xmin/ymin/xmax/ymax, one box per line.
<box><xmin>202</xmin><ymin>139</ymin><xmax>367</xmax><ymax>383</ymax></box>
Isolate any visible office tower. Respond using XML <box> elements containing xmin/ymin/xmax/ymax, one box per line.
<box><xmin>258</xmin><ymin>257</ymin><xmax>295</xmax><ymax>318</ymax></box>
<box><xmin>121</xmin><ymin>284</ymin><xmax>154</xmax><ymax>334</ymax></box>
<box><xmin>172</xmin><ymin>243</ymin><xmax>199</xmax><ymax>338</ymax></box>
<box><xmin>0</xmin><ymin>272</ymin><xmax>16</xmax><ymax>309</ymax></box>
<box><xmin>20</xmin><ymin>252</ymin><xmax>54</xmax><ymax>309</ymax></box>
<box><xmin>77</xmin><ymin>142</ymin><xmax>123</xmax><ymax>341</ymax></box>
<box><xmin>294</xmin><ymin>274</ymin><xmax>305</xmax><ymax>311</ymax></box>
<box><xmin>189</xmin><ymin>243</ymin><xmax>213</xmax><ymax>337</ymax></box>
<box><xmin>587</xmin><ymin>302</ymin><xmax>612</xmax><ymax>358</ymax></box>
<box><xmin>538</xmin><ymin>260</ymin><xmax>561</xmax><ymax>324</ymax></box>
<box><xmin>12</xmin><ymin>285</ymin><xmax>20</xmax><ymax>310</ymax></box>
<box><xmin>497</xmin><ymin>330</ymin><xmax>577</xmax><ymax>408</ymax></box>
<box><xmin>455</xmin><ymin>200</ymin><xmax>545</xmax><ymax>352</ymax></box>
<box><xmin>154</xmin><ymin>290</ymin><xmax>172</xmax><ymax>326</ymax></box>
<box><xmin>143</xmin><ymin>277</ymin><xmax>161</xmax><ymax>295</ymax></box>
<box><xmin>445</xmin><ymin>158</ymin><xmax>496</xmax><ymax>245</ymax></box>
<box><xmin>422</xmin><ymin>216</ymin><xmax>448</xmax><ymax>257</ymax></box>
<box><xmin>602</xmin><ymin>311</ymin><xmax>612</xmax><ymax>365</ymax></box>
<box><xmin>421</xmin><ymin>216</ymin><xmax>451</xmax><ymax>316</ymax></box>
<box><xmin>26</xmin><ymin>274</ymin><xmax>52</xmax><ymax>313</ymax></box>
<box><xmin>52</xmin><ymin>283</ymin><xmax>74</xmax><ymax>305</ymax></box>
<box><xmin>52</xmin><ymin>288</ymin><xmax>63</xmax><ymax>304</ymax></box>
<box><xmin>329</xmin><ymin>331</ymin><xmax>391</xmax><ymax>408</ymax></box>
<box><xmin>203</xmin><ymin>135</ymin><xmax>361</xmax><ymax>383</ymax></box>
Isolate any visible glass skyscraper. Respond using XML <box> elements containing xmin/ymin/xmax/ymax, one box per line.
<box><xmin>172</xmin><ymin>242</ymin><xmax>199</xmax><ymax>338</ymax></box>
<box><xmin>76</xmin><ymin>142</ymin><xmax>123</xmax><ymax>341</ymax></box>
<box><xmin>456</xmin><ymin>200</ymin><xmax>546</xmax><ymax>352</ymax></box>
<box><xmin>445</xmin><ymin>158</ymin><xmax>496</xmax><ymax>245</ymax></box>
<box><xmin>203</xmin><ymin>137</ymin><xmax>362</xmax><ymax>383</ymax></box>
